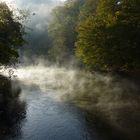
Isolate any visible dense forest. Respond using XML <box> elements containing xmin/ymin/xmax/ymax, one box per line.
<box><xmin>48</xmin><ymin>0</ymin><xmax>140</xmax><ymax>72</ymax></box>
<box><xmin>1</xmin><ymin>0</ymin><xmax>140</xmax><ymax>73</ymax></box>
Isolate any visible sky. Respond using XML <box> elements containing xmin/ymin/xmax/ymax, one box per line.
<box><xmin>3</xmin><ymin>0</ymin><xmax>66</xmax><ymax>30</ymax></box>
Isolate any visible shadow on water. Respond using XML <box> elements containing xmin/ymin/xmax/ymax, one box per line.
<box><xmin>1</xmin><ymin>66</ymin><xmax>139</xmax><ymax>140</ymax></box>
<box><xmin>71</xmin><ymin>74</ymin><xmax>140</xmax><ymax>140</ymax></box>
<box><xmin>0</xmin><ymin>75</ymin><xmax>26</xmax><ymax>139</ymax></box>
<box><xmin>13</xmin><ymin>66</ymin><xmax>140</xmax><ymax>140</ymax></box>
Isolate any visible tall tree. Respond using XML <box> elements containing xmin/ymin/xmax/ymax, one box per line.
<box><xmin>76</xmin><ymin>0</ymin><xmax>140</xmax><ymax>71</ymax></box>
<box><xmin>0</xmin><ymin>2</ymin><xmax>25</xmax><ymax>65</ymax></box>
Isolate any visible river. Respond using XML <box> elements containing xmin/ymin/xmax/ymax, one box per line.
<box><xmin>0</xmin><ymin>65</ymin><xmax>139</xmax><ymax>140</ymax></box>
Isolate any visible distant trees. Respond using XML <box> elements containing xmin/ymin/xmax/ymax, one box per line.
<box><xmin>48</xmin><ymin>0</ymin><xmax>84</xmax><ymax>64</ymax></box>
<box><xmin>0</xmin><ymin>2</ymin><xmax>25</xmax><ymax>65</ymax></box>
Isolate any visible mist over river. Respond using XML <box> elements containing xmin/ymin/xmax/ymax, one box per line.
<box><xmin>0</xmin><ymin>65</ymin><xmax>140</xmax><ymax>140</ymax></box>
<box><xmin>1</xmin><ymin>0</ymin><xmax>140</xmax><ymax>139</ymax></box>
<box><xmin>0</xmin><ymin>65</ymin><xmax>103</xmax><ymax>140</ymax></box>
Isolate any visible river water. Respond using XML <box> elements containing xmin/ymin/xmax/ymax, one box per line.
<box><xmin>14</xmin><ymin>87</ymin><xmax>93</xmax><ymax>140</ymax></box>
<box><xmin>1</xmin><ymin>65</ymin><xmax>137</xmax><ymax>140</ymax></box>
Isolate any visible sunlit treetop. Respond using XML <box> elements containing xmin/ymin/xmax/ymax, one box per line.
<box><xmin>76</xmin><ymin>0</ymin><xmax>140</xmax><ymax>71</ymax></box>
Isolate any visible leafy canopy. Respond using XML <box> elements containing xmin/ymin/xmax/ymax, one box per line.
<box><xmin>0</xmin><ymin>2</ymin><xmax>25</xmax><ymax>65</ymax></box>
<box><xmin>76</xmin><ymin>0</ymin><xmax>140</xmax><ymax>71</ymax></box>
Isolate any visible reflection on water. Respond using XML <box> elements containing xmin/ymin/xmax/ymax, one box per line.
<box><xmin>0</xmin><ymin>75</ymin><xmax>26</xmax><ymax>139</ymax></box>
<box><xmin>20</xmin><ymin>88</ymin><xmax>94</xmax><ymax>140</ymax></box>
<box><xmin>0</xmin><ymin>68</ymin><xmax>107</xmax><ymax>140</ymax></box>
<box><xmin>0</xmin><ymin>74</ymin><xmax>95</xmax><ymax>140</ymax></box>
<box><xmin>0</xmin><ymin>65</ymin><xmax>140</xmax><ymax>140</ymax></box>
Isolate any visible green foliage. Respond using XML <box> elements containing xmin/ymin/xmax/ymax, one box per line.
<box><xmin>0</xmin><ymin>2</ymin><xmax>25</xmax><ymax>65</ymax></box>
<box><xmin>48</xmin><ymin>0</ymin><xmax>84</xmax><ymax>64</ymax></box>
<box><xmin>78</xmin><ymin>0</ymin><xmax>98</xmax><ymax>20</ymax></box>
<box><xmin>76</xmin><ymin>0</ymin><xmax>140</xmax><ymax>71</ymax></box>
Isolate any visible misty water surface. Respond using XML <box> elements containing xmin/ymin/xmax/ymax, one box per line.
<box><xmin>0</xmin><ymin>65</ymin><xmax>128</xmax><ymax>140</ymax></box>
<box><xmin>0</xmin><ymin>65</ymin><xmax>105</xmax><ymax>140</ymax></box>
<box><xmin>1</xmin><ymin>0</ymin><xmax>140</xmax><ymax>139</ymax></box>
<box><xmin>0</xmin><ymin>65</ymin><xmax>139</xmax><ymax>140</ymax></box>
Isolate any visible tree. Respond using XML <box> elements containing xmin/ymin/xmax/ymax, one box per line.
<box><xmin>0</xmin><ymin>2</ymin><xmax>25</xmax><ymax>66</ymax></box>
<box><xmin>48</xmin><ymin>0</ymin><xmax>84</xmax><ymax>64</ymax></box>
<box><xmin>76</xmin><ymin>0</ymin><xmax>140</xmax><ymax>71</ymax></box>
